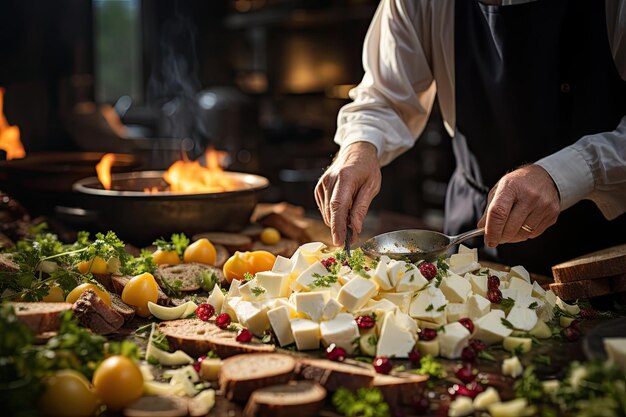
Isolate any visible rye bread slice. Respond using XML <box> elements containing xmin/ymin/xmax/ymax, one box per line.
<box><xmin>552</xmin><ymin>244</ymin><xmax>626</xmax><ymax>283</ymax></box>
<box><xmin>611</xmin><ymin>274</ymin><xmax>626</xmax><ymax>293</ymax></box>
<box><xmin>154</xmin><ymin>263</ymin><xmax>224</xmax><ymax>292</ymax></box>
<box><xmin>9</xmin><ymin>301</ymin><xmax>73</xmax><ymax>334</ymax></box>
<box><xmin>296</xmin><ymin>358</ymin><xmax>376</xmax><ymax>392</ymax></box>
<box><xmin>220</xmin><ymin>353</ymin><xmax>296</xmax><ymax>402</ymax></box>
<box><xmin>214</xmin><ymin>244</ymin><xmax>229</xmax><ymax>269</ymax></box>
<box><xmin>549</xmin><ymin>278</ymin><xmax>612</xmax><ymax>301</ymax></box>
<box><xmin>158</xmin><ymin>318</ymin><xmax>275</xmax><ymax>358</ymax></box>
<box><xmin>92</xmin><ymin>272</ymin><xmax>114</xmax><ymax>292</ymax></box>
<box><xmin>373</xmin><ymin>373</ymin><xmax>428</xmax><ymax>406</ymax></box>
<box><xmin>192</xmin><ymin>232</ymin><xmax>253</xmax><ymax>252</ymax></box>
<box><xmin>110</xmin><ymin>293</ymin><xmax>135</xmax><ymax>323</ymax></box>
<box><xmin>243</xmin><ymin>380</ymin><xmax>326</xmax><ymax>417</ymax></box>
<box><xmin>72</xmin><ymin>289</ymin><xmax>124</xmax><ymax>335</ymax></box>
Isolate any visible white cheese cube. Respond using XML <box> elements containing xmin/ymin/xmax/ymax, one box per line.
<box><xmin>337</xmin><ymin>277</ymin><xmax>378</xmax><ymax>312</ymax></box>
<box><xmin>507</xmin><ymin>277</ymin><xmax>533</xmax><ymax>298</ymax></box>
<box><xmin>274</xmin><ymin>298</ymin><xmax>297</xmax><ymax>317</ymax></box>
<box><xmin>474</xmin><ymin>310</ymin><xmax>513</xmax><ymax>345</ymax></box>
<box><xmin>488</xmin><ymin>399</ymin><xmax>530</xmax><ymax>417</ymax></box>
<box><xmin>294</xmin><ymin>291</ymin><xmax>330</xmax><ymax>322</ymax></box>
<box><xmin>449</xmin><ymin>396</ymin><xmax>474</xmax><ymax>417</ymax></box>
<box><xmin>272</xmin><ymin>255</ymin><xmax>293</xmax><ymax>273</ymax></box>
<box><xmin>370</xmin><ymin>259</ymin><xmax>393</xmax><ymax>290</ymax></box>
<box><xmin>531</xmin><ymin>281</ymin><xmax>546</xmax><ymax>297</ymax></box>
<box><xmin>409</xmin><ymin>286</ymin><xmax>447</xmax><ymax>324</ymax></box>
<box><xmin>467</xmin><ymin>273</ymin><xmax>488</xmax><ymax>297</ymax></box>
<box><xmin>233</xmin><ymin>300</ymin><xmax>270</xmax><ymax>336</ymax></box>
<box><xmin>502</xmin><ymin>356</ymin><xmax>523</xmax><ymax>378</ymax></box>
<box><xmin>446</xmin><ymin>303</ymin><xmax>469</xmax><ymax>323</ymax></box>
<box><xmin>299</xmin><ymin>241</ymin><xmax>326</xmax><ymax>254</ymax></box>
<box><xmin>365</xmin><ymin>298</ymin><xmax>398</xmax><ymax>313</ymax></box>
<box><xmin>379</xmin><ymin>292</ymin><xmax>412</xmax><ymax>313</ymax></box>
<box><xmin>321</xmin><ymin>298</ymin><xmax>344</xmax><ymax>321</ymax></box>
<box><xmin>395</xmin><ymin>266</ymin><xmax>428</xmax><ymax>292</ymax></box>
<box><xmin>604</xmin><ymin>338</ymin><xmax>626</xmax><ymax>372</ymax></box>
<box><xmin>458</xmin><ymin>244</ymin><xmax>478</xmax><ymax>260</ymax></box>
<box><xmin>473</xmin><ymin>387</ymin><xmax>500</xmax><ymax>410</ymax></box>
<box><xmin>376</xmin><ymin>311</ymin><xmax>418</xmax><ymax>358</ymax></box>
<box><xmin>223</xmin><ymin>296</ymin><xmax>241</xmax><ymax>317</ymax></box>
<box><xmin>450</xmin><ymin>261</ymin><xmax>481</xmax><ymax>276</ymax></box>
<box><xmin>256</xmin><ymin>271</ymin><xmax>291</xmax><ymax>298</ymax></box>
<box><xmin>500</xmin><ymin>288</ymin><xmax>520</xmax><ymax>301</ymax></box>
<box><xmin>290</xmin><ymin>318</ymin><xmax>320</xmax><ymax>350</ymax></box>
<box><xmin>449</xmin><ymin>252</ymin><xmax>476</xmax><ymax>268</ymax></box>
<box><xmin>386</xmin><ymin>260</ymin><xmax>406</xmax><ymax>288</ymax></box>
<box><xmin>320</xmin><ymin>313</ymin><xmax>360</xmax><ymax>353</ymax></box>
<box><xmin>439</xmin><ymin>274</ymin><xmax>472</xmax><ymax>303</ymax></box>
<box><xmin>239</xmin><ymin>279</ymin><xmax>267</xmax><ymax>301</ymax></box>
<box><xmin>226</xmin><ymin>279</ymin><xmax>241</xmax><ymax>299</ymax></box>
<box><xmin>267</xmin><ymin>306</ymin><xmax>295</xmax><ymax>347</ymax></box>
<box><xmin>416</xmin><ymin>339</ymin><xmax>440</xmax><ymax>357</ymax></box>
<box><xmin>290</xmin><ymin>250</ymin><xmax>313</xmax><ymax>276</ymax></box>
<box><xmin>438</xmin><ymin>322</ymin><xmax>471</xmax><ymax>359</ymax></box>
<box><xmin>499</xmin><ymin>280</ymin><xmax>510</xmax><ymax>289</ymax></box>
<box><xmin>395</xmin><ymin>310</ymin><xmax>419</xmax><ymax>334</ymax></box>
<box><xmin>488</xmin><ymin>269</ymin><xmax>509</xmax><ymax>280</ymax></box>
<box><xmin>509</xmin><ymin>265</ymin><xmax>531</xmax><ymax>283</ymax></box>
<box><xmin>467</xmin><ymin>294</ymin><xmax>491</xmax><ymax>320</ymax></box>
<box><xmin>543</xmin><ymin>289</ymin><xmax>557</xmax><ymax>307</ymax></box>
<box><xmin>556</xmin><ymin>297</ymin><xmax>580</xmax><ymax>315</ymax></box>
<box><xmin>506</xmin><ymin>305</ymin><xmax>538</xmax><ymax>331</ymax></box>
<box><xmin>292</xmin><ymin>261</ymin><xmax>330</xmax><ymax>292</ymax></box>
<box><xmin>207</xmin><ymin>284</ymin><xmax>225</xmax><ymax>313</ymax></box>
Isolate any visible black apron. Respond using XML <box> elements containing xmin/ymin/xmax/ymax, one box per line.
<box><xmin>446</xmin><ymin>0</ymin><xmax>626</xmax><ymax>275</ymax></box>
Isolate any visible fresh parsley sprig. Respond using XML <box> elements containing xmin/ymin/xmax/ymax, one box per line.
<box><xmin>153</xmin><ymin>233</ymin><xmax>189</xmax><ymax>259</ymax></box>
<box><xmin>332</xmin><ymin>387</ymin><xmax>390</xmax><ymax>417</ymax></box>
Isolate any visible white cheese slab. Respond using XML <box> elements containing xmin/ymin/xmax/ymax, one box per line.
<box><xmin>267</xmin><ymin>306</ymin><xmax>295</xmax><ymax>347</ymax></box>
<box><xmin>320</xmin><ymin>313</ymin><xmax>360</xmax><ymax>353</ymax></box>
<box><xmin>439</xmin><ymin>322</ymin><xmax>471</xmax><ymax>359</ymax></box>
<box><xmin>336</xmin><ymin>276</ymin><xmax>378</xmax><ymax>312</ymax></box>
<box><xmin>290</xmin><ymin>318</ymin><xmax>320</xmax><ymax>350</ymax></box>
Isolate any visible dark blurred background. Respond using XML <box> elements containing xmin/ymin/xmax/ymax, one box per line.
<box><xmin>0</xmin><ymin>0</ymin><xmax>453</xmax><ymax>231</ymax></box>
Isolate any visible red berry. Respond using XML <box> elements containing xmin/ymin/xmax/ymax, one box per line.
<box><xmin>569</xmin><ymin>319</ymin><xmax>581</xmax><ymax>330</ymax></box>
<box><xmin>469</xmin><ymin>339</ymin><xmax>487</xmax><ymax>353</ymax></box>
<box><xmin>413</xmin><ymin>396</ymin><xmax>430</xmax><ymax>414</ymax></box>
<box><xmin>461</xmin><ymin>346</ymin><xmax>477</xmax><ymax>363</ymax></box>
<box><xmin>216</xmin><ymin>313</ymin><xmax>231</xmax><ymax>329</ymax></box>
<box><xmin>487</xmin><ymin>275</ymin><xmax>500</xmax><ymax>290</ymax></box>
<box><xmin>420</xmin><ymin>262</ymin><xmax>437</xmax><ymax>280</ymax></box>
<box><xmin>326</xmin><ymin>344</ymin><xmax>347</xmax><ymax>362</ymax></box>
<box><xmin>454</xmin><ymin>365</ymin><xmax>476</xmax><ymax>384</ymax></box>
<box><xmin>355</xmin><ymin>315</ymin><xmax>376</xmax><ymax>329</ymax></box>
<box><xmin>458</xmin><ymin>318</ymin><xmax>474</xmax><ymax>334</ymax></box>
<box><xmin>562</xmin><ymin>326</ymin><xmax>581</xmax><ymax>342</ymax></box>
<box><xmin>466</xmin><ymin>381</ymin><xmax>485</xmax><ymax>396</ymax></box>
<box><xmin>373</xmin><ymin>356</ymin><xmax>392</xmax><ymax>374</ymax></box>
<box><xmin>408</xmin><ymin>349</ymin><xmax>421</xmax><ymax>366</ymax></box>
<box><xmin>196</xmin><ymin>303</ymin><xmax>215</xmax><ymax>321</ymax></box>
<box><xmin>580</xmin><ymin>308</ymin><xmax>599</xmax><ymax>319</ymax></box>
<box><xmin>419</xmin><ymin>328</ymin><xmax>437</xmax><ymax>341</ymax></box>
<box><xmin>236</xmin><ymin>328</ymin><xmax>253</xmax><ymax>343</ymax></box>
<box><xmin>193</xmin><ymin>355</ymin><xmax>206</xmax><ymax>373</ymax></box>
<box><xmin>449</xmin><ymin>384</ymin><xmax>475</xmax><ymax>399</ymax></box>
<box><xmin>487</xmin><ymin>288</ymin><xmax>503</xmax><ymax>304</ymax></box>
<box><xmin>321</xmin><ymin>257</ymin><xmax>337</xmax><ymax>270</ymax></box>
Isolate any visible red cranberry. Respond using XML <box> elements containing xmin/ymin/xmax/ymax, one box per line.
<box><xmin>487</xmin><ymin>288</ymin><xmax>503</xmax><ymax>304</ymax></box>
<box><xmin>466</xmin><ymin>381</ymin><xmax>485</xmax><ymax>396</ymax></box>
<box><xmin>216</xmin><ymin>313</ymin><xmax>232</xmax><ymax>329</ymax></box>
<box><xmin>469</xmin><ymin>339</ymin><xmax>487</xmax><ymax>353</ymax></box>
<box><xmin>355</xmin><ymin>315</ymin><xmax>376</xmax><ymax>329</ymax></box>
<box><xmin>420</xmin><ymin>262</ymin><xmax>437</xmax><ymax>280</ymax></box>
<box><xmin>458</xmin><ymin>318</ymin><xmax>474</xmax><ymax>334</ymax></box>
<box><xmin>196</xmin><ymin>303</ymin><xmax>215</xmax><ymax>321</ymax></box>
<box><xmin>236</xmin><ymin>328</ymin><xmax>253</xmax><ymax>343</ymax></box>
<box><xmin>454</xmin><ymin>365</ymin><xmax>476</xmax><ymax>384</ymax></box>
<box><xmin>449</xmin><ymin>384</ymin><xmax>475</xmax><ymax>399</ymax></box>
<box><xmin>461</xmin><ymin>346</ymin><xmax>477</xmax><ymax>363</ymax></box>
<box><xmin>569</xmin><ymin>319</ymin><xmax>581</xmax><ymax>330</ymax></box>
<box><xmin>580</xmin><ymin>308</ymin><xmax>599</xmax><ymax>319</ymax></box>
<box><xmin>413</xmin><ymin>396</ymin><xmax>430</xmax><ymax>414</ymax></box>
<box><xmin>487</xmin><ymin>275</ymin><xmax>500</xmax><ymax>290</ymax></box>
<box><xmin>325</xmin><ymin>344</ymin><xmax>347</xmax><ymax>362</ymax></box>
<box><xmin>193</xmin><ymin>355</ymin><xmax>206</xmax><ymax>373</ymax></box>
<box><xmin>373</xmin><ymin>356</ymin><xmax>392</xmax><ymax>374</ymax></box>
<box><xmin>419</xmin><ymin>328</ymin><xmax>437</xmax><ymax>341</ymax></box>
<box><xmin>562</xmin><ymin>326</ymin><xmax>581</xmax><ymax>342</ymax></box>
<box><xmin>321</xmin><ymin>257</ymin><xmax>337</xmax><ymax>270</ymax></box>
<box><xmin>408</xmin><ymin>349</ymin><xmax>421</xmax><ymax>366</ymax></box>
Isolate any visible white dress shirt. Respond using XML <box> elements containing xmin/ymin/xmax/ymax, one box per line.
<box><xmin>334</xmin><ymin>0</ymin><xmax>626</xmax><ymax>220</ymax></box>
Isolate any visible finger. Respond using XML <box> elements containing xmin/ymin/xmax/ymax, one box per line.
<box><xmin>477</xmin><ymin>188</ymin><xmax>496</xmax><ymax>228</ymax></box>
<box><xmin>320</xmin><ymin>174</ymin><xmax>337</xmax><ymax>228</ymax></box>
<box><xmin>498</xmin><ymin>200</ymin><xmax>533</xmax><ymax>243</ymax></box>
<box><xmin>329</xmin><ymin>178</ymin><xmax>354</xmax><ymax>246</ymax></box>
<box><xmin>484</xmin><ymin>184</ymin><xmax>516</xmax><ymax>247</ymax></box>
<box><xmin>314</xmin><ymin>180</ymin><xmax>328</xmax><ymax>226</ymax></box>
<box><xmin>349</xmin><ymin>179</ymin><xmax>380</xmax><ymax>241</ymax></box>
<box><xmin>509</xmin><ymin>206</ymin><xmax>559</xmax><ymax>243</ymax></box>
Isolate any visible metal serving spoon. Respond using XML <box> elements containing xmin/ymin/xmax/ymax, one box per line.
<box><xmin>361</xmin><ymin>227</ymin><xmax>485</xmax><ymax>263</ymax></box>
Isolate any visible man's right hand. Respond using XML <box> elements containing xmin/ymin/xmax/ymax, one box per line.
<box><xmin>315</xmin><ymin>141</ymin><xmax>382</xmax><ymax>246</ymax></box>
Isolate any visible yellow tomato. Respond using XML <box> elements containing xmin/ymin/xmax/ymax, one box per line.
<box><xmin>66</xmin><ymin>283</ymin><xmax>111</xmax><ymax>307</ymax></box>
<box><xmin>152</xmin><ymin>249</ymin><xmax>181</xmax><ymax>265</ymax></box>
<box><xmin>184</xmin><ymin>238</ymin><xmax>217</xmax><ymax>265</ymax></box>
<box><xmin>42</xmin><ymin>285</ymin><xmax>65</xmax><ymax>302</ymax></box>
<box><xmin>260</xmin><ymin>227</ymin><xmax>281</xmax><ymax>245</ymax></box>
<box><xmin>38</xmin><ymin>369</ymin><xmax>99</xmax><ymax>417</ymax></box>
<box><xmin>121</xmin><ymin>272</ymin><xmax>159</xmax><ymax>317</ymax></box>
<box><xmin>77</xmin><ymin>256</ymin><xmax>108</xmax><ymax>274</ymax></box>
<box><xmin>222</xmin><ymin>250</ymin><xmax>277</xmax><ymax>282</ymax></box>
<box><xmin>92</xmin><ymin>355</ymin><xmax>143</xmax><ymax>411</ymax></box>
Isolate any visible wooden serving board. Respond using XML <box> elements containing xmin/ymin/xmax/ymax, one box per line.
<box><xmin>551</xmin><ymin>244</ymin><xmax>626</xmax><ymax>283</ymax></box>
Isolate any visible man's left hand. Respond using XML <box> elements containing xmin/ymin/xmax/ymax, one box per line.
<box><xmin>478</xmin><ymin>164</ymin><xmax>561</xmax><ymax>247</ymax></box>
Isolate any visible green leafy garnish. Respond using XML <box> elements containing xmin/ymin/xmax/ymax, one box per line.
<box><xmin>243</xmin><ymin>272</ymin><xmax>254</xmax><ymax>281</ymax></box>
<box><xmin>153</xmin><ymin>233</ymin><xmax>189</xmax><ymax>258</ymax></box>
<box><xmin>251</xmin><ymin>286</ymin><xmax>266</xmax><ymax>297</ymax></box>
<box><xmin>198</xmin><ymin>270</ymin><xmax>218</xmax><ymax>291</ymax></box>
<box><xmin>533</xmin><ymin>354</ymin><xmax>552</xmax><ymax>366</ymax></box>
<box><xmin>332</xmin><ymin>387</ymin><xmax>390</xmax><ymax>417</ymax></box>
<box><xmin>121</xmin><ymin>249</ymin><xmax>156</xmax><ymax>276</ymax></box>
<box><xmin>501</xmin><ymin>318</ymin><xmax>515</xmax><ymax>330</ymax></box>
<box><xmin>411</xmin><ymin>354</ymin><xmax>445</xmax><ymax>379</ymax></box>
<box><xmin>528</xmin><ymin>301</ymin><xmax>539</xmax><ymax>310</ymax></box>
<box><xmin>514</xmin><ymin>365</ymin><xmax>544</xmax><ymax>402</ymax></box>
<box><xmin>425</xmin><ymin>304</ymin><xmax>434</xmax><ymax>312</ymax></box>
<box><xmin>436</xmin><ymin>304</ymin><xmax>447</xmax><ymax>312</ymax></box>
<box><xmin>311</xmin><ymin>272</ymin><xmax>338</xmax><ymax>288</ymax></box>
<box><xmin>151</xmin><ymin>329</ymin><xmax>170</xmax><ymax>352</ymax></box>
<box><xmin>500</xmin><ymin>297</ymin><xmax>516</xmax><ymax>311</ymax></box>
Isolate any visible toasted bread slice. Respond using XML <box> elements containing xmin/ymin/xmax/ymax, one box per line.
<box><xmin>296</xmin><ymin>358</ymin><xmax>376</xmax><ymax>392</ymax></box>
<box><xmin>110</xmin><ymin>293</ymin><xmax>135</xmax><ymax>323</ymax></box>
<box><xmin>373</xmin><ymin>372</ymin><xmax>428</xmax><ymax>406</ymax></box>
<box><xmin>552</xmin><ymin>244</ymin><xmax>626</xmax><ymax>283</ymax></box>
<box><xmin>154</xmin><ymin>263</ymin><xmax>223</xmax><ymax>292</ymax></box>
<box><xmin>243</xmin><ymin>381</ymin><xmax>326</xmax><ymax>417</ymax></box>
<box><xmin>220</xmin><ymin>353</ymin><xmax>296</xmax><ymax>402</ymax></box>
<box><xmin>214</xmin><ymin>244</ymin><xmax>229</xmax><ymax>269</ymax></box>
<box><xmin>9</xmin><ymin>301</ymin><xmax>73</xmax><ymax>334</ymax></box>
<box><xmin>158</xmin><ymin>318</ymin><xmax>275</xmax><ymax>359</ymax></box>
<box><xmin>549</xmin><ymin>278</ymin><xmax>612</xmax><ymax>301</ymax></box>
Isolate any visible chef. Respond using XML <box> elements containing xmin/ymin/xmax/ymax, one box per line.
<box><xmin>315</xmin><ymin>0</ymin><xmax>626</xmax><ymax>274</ymax></box>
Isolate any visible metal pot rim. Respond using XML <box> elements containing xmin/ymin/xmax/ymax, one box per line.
<box><xmin>73</xmin><ymin>170</ymin><xmax>269</xmax><ymax>200</ymax></box>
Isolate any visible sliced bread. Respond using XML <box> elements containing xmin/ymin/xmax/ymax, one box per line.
<box><xmin>610</xmin><ymin>274</ymin><xmax>626</xmax><ymax>293</ymax></box>
<box><xmin>373</xmin><ymin>373</ymin><xmax>428</xmax><ymax>406</ymax></box>
<box><xmin>191</xmin><ymin>232</ymin><xmax>253</xmax><ymax>253</ymax></box>
<box><xmin>158</xmin><ymin>318</ymin><xmax>275</xmax><ymax>359</ymax></box>
<box><xmin>123</xmin><ymin>395</ymin><xmax>188</xmax><ymax>417</ymax></box>
<box><xmin>549</xmin><ymin>278</ymin><xmax>612</xmax><ymax>301</ymax></box>
<box><xmin>243</xmin><ymin>380</ymin><xmax>326</xmax><ymax>417</ymax></box>
<box><xmin>9</xmin><ymin>301</ymin><xmax>73</xmax><ymax>334</ymax></box>
<box><xmin>296</xmin><ymin>358</ymin><xmax>376</xmax><ymax>392</ymax></box>
<box><xmin>220</xmin><ymin>353</ymin><xmax>296</xmax><ymax>402</ymax></box>
<box><xmin>72</xmin><ymin>289</ymin><xmax>124</xmax><ymax>335</ymax></box>
<box><xmin>0</xmin><ymin>253</ymin><xmax>20</xmax><ymax>273</ymax></box>
<box><xmin>154</xmin><ymin>263</ymin><xmax>224</xmax><ymax>292</ymax></box>
<box><xmin>552</xmin><ymin>244</ymin><xmax>626</xmax><ymax>283</ymax></box>
<box><xmin>110</xmin><ymin>293</ymin><xmax>135</xmax><ymax>323</ymax></box>
<box><xmin>214</xmin><ymin>244</ymin><xmax>229</xmax><ymax>269</ymax></box>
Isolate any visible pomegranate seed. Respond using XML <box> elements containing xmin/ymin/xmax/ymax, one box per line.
<box><xmin>321</xmin><ymin>257</ymin><xmax>337</xmax><ymax>270</ymax></box>
<box><xmin>580</xmin><ymin>307</ymin><xmax>599</xmax><ymax>319</ymax></box>
<box><xmin>458</xmin><ymin>318</ymin><xmax>474</xmax><ymax>334</ymax></box>
<box><xmin>461</xmin><ymin>346</ymin><xmax>477</xmax><ymax>363</ymax></box>
<box><xmin>487</xmin><ymin>275</ymin><xmax>500</xmax><ymax>290</ymax></box>
<box><xmin>413</xmin><ymin>396</ymin><xmax>430</xmax><ymax>414</ymax></box>
<box><xmin>373</xmin><ymin>356</ymin><xmax>392</xmax><ymax>374</ymax></box>
<box><xmin>408</xmin><ymin>349</ymin><xmax>421</xmax><ymax>366</ymax></box>
<box><xmin>325</xmin><ymin>344</ymin><xmax>347</xmax><ymax>362</ymax></box>
<box><xmin>216</xmin><ymin>313</ymin><xmax>231</xmax><ymax>329</ymax></box>
<box><xmin>236</xmin><ymin>328</ymin><xmax>253</xmax><ymax>343</ymax></box>
<box><xmin>562</xmin><ymin>326</ymin><xmax>581</xmax><ymax>342</ymax></box>
<box><xmin>419</xmin><ymin>328</ymin><xmax>437</xmax><ymax>341</ymax></box>
<box><xmin>487</xmin><ymin>288</ymin><xmax>503</xmax><ymax>304</ymax></box>
<box><xmin>449</xmin><ymin>384</ymin><xmax>476</xmax><ymax>399</ymax></box>
<box><xmin>569</xmin><ymin>319</ymin><xmax>581</xmax><ymax>330</ymax></box>
<box><xmin>420</xmin><ymin>262</ymin><xmax>437</xmax><ymax>280</ymax></box>
<box><xmin>469</xmin><ymin>339</ymin><xmax>487</xmax><ymax>353</ymax></box>
<box><xmin>195</xmin><ymin>303</ymin><xmax>215</xmax><ymax>321</ymax></box>
<box><xmin>355</xmin><ymin>315</ymin><xmax>376</xmax><ymax>329</ymax></box>
<box><xmin>466</xmin><ymin>381</ymin><xmax>485</xmax><ymax>396</ymax></box>
<box><xmin>193</xmin><ymin>355</ymin><xmax>206</xmax><ymax>373</ymax></box>
<box><xmin>454</xmin><ymin>365</ymin><xmax>476</xmax><ymax>384</ymax></box>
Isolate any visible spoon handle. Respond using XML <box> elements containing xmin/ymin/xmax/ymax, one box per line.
<box><xmin>345</xmin><ymin>225</ymin><xmax>353</xmax><ymax>257</ymax></box>
<box><xmin>449</xmin><ymin>227</ymin><xmax>485</xmax><ymax>246</ymax></box>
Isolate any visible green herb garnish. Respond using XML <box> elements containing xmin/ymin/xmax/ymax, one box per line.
<box><xmin>332</xmin><ymin>387</ymin><xmax>390</xmax><ymax>417</ymax></box>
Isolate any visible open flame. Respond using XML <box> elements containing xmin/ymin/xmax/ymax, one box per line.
<box><xmin>96</xmin><ymin>148</ymin><xmax>244</xmax><ymax>193</ymax></box>
<box><xmin>0</xmin><ymin>88</ymin><xmax>26</xmax><ymax>160</ymax></box>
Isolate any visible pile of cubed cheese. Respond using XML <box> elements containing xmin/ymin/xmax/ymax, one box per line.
<box><xmin>206</xmin><ymin>242</ymin><xmax>567</xmax><ymax>360</ymax></box>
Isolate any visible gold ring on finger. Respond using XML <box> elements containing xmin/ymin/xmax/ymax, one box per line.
<box><xmin>521</xmin><ymin>224</ymin><xmax>534</xmax><ymax>234</ymax></box>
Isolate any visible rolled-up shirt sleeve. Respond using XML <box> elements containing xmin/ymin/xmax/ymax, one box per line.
<box><xmin>536</xmin><ymin>116</ymin><xmax>626</xmax><ymax>220</ymax></box>
<box><xmin>334</xmin><ymin>0</ymin><xmax>437</xmax><ymax>166</ymax></box>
